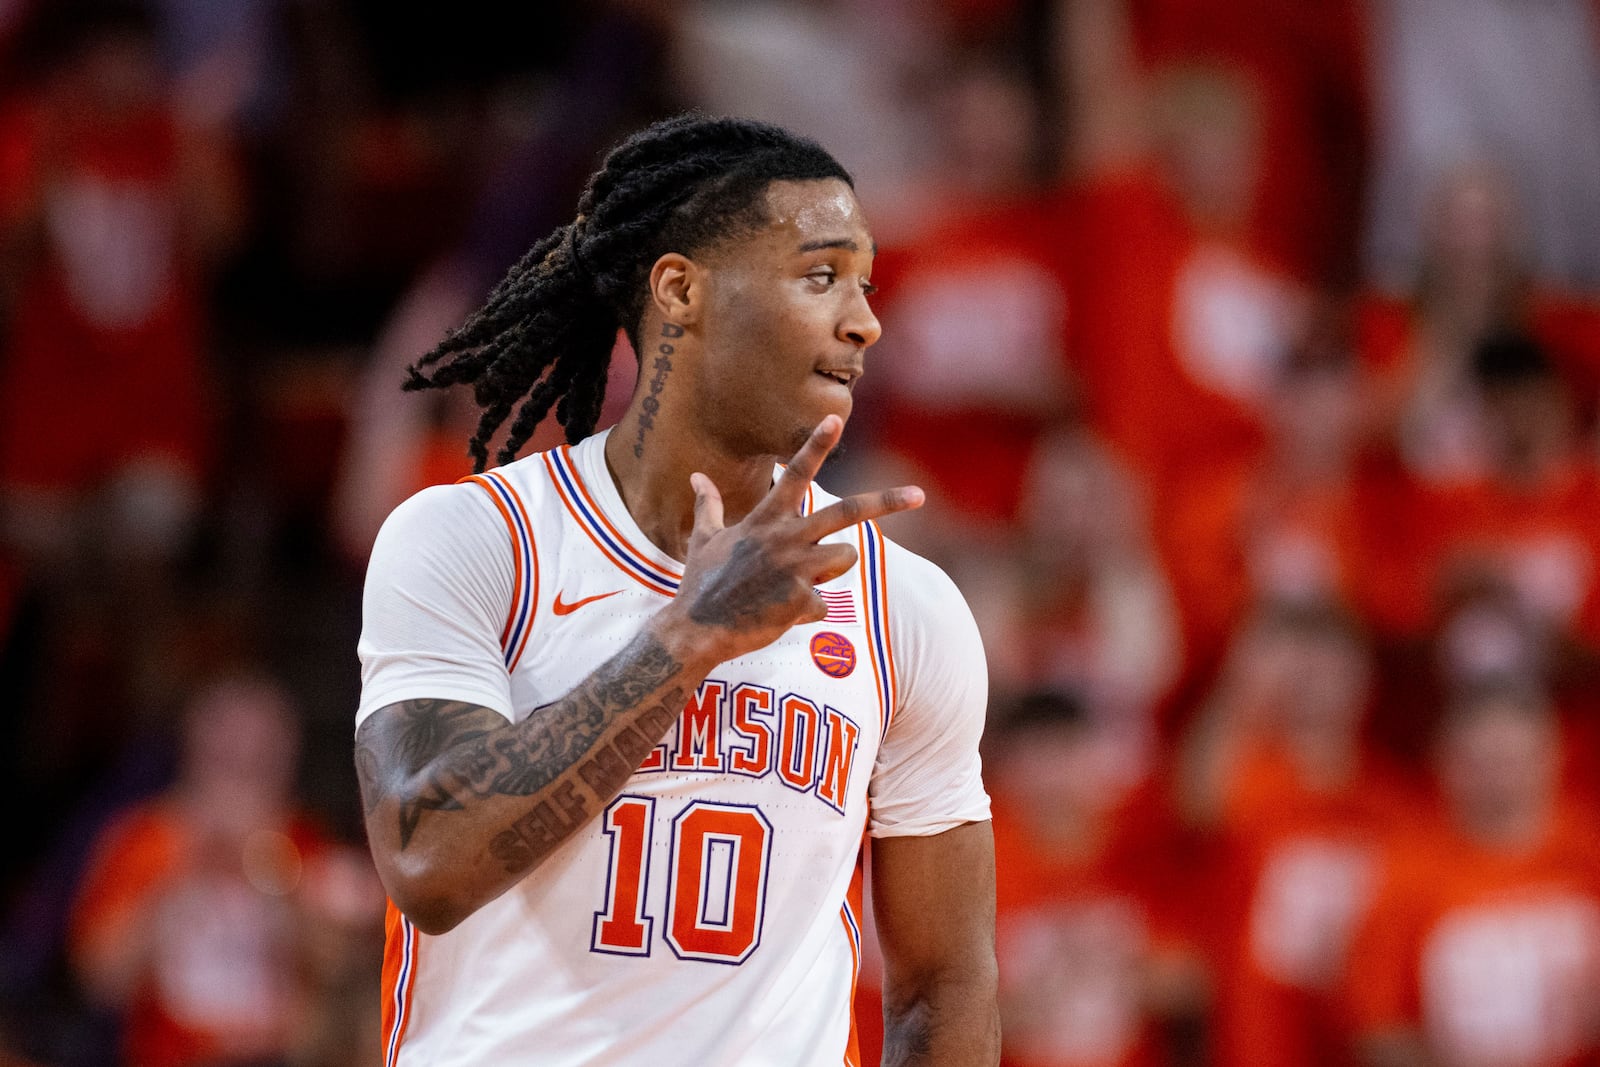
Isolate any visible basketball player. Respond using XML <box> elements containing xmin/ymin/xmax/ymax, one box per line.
<box><xmin>353</xmin><ymin>115</ymin><xmax>999</xmax><ymax>1065</ymax></box>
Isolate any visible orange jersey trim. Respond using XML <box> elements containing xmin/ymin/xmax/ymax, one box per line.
<box><xmin>381</xmin><ymin>899</ymin><xmax>420</xmax><ymax>1067</ymax></box>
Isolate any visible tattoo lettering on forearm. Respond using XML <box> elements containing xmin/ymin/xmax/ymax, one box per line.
<box><xmin>688</xmin><ymin>538</ymin><xmax>797</xmax><ymax>628</ymax></box>
<box><xmin>632</xmin><ymin>322</ymin><xmax>681</xmax><ymax>459</ymax></box>
<box><xmin>353</xmin><ymin>633</ymin><xmax>686</xmax><ymax>854</ymax></box>
<box><xmin>488</xmin><ymin>780</ymin><xmax>590</xmax><ymax>871</ymax></box>
<box><xmin>490</xmin><ymin>687</ymin><xmax>683</xmax><ymax>874</ymax></box>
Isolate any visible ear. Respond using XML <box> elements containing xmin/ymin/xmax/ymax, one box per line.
<box><xmin>647</xmin><ymin>252</ymin><xmax>704</xmax><ymax>330</ymax></box>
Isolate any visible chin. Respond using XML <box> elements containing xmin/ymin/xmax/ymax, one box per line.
<box><xmin>795</xmin><ymin>399</ymin><xmax>853</xmax><ymax>448</ymax></box>
<box><xmin>783</xmin><ymin>424</ymin><xmax>815</xmax><ymax>457</ymax></box>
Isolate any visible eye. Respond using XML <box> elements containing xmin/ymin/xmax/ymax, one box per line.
<box><xmin>861</xmin><ymin>280</ymin><xmax>878</xmax><ymax>297</ymax></box>
<box><xmin>806</xmin><ymin>267</ymin><xmax>837</xmax><ymax>288</ymax></box>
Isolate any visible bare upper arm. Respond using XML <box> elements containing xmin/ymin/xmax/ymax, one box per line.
<box><xmin>872</xmin><ymin>820</ymin><xmax>997</xmax><ymax>986</ymax></box>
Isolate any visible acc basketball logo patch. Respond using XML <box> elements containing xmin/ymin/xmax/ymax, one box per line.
<box><xmin>809</xmin><ymin>631</ymin><xmax>856</xmax><ymax>678</ymax></box>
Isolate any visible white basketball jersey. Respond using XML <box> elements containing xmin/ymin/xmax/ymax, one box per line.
<box><xmin>357</xmin><ymin>428</ymin><xmax>989</xmax><ymax>1067</ymax></box>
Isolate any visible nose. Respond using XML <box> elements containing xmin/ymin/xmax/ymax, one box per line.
<box><xmin>839</xmin><ymin>287</ymin><xmax>881</xmax><ymax>348</ymax></box>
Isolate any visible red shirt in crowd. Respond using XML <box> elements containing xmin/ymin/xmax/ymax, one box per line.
<box><xmin>1128</xmin><ymin>0</ymin><xmax>1370</xmax><ymax>285</ymax></box>
<box><xmin>0</xmin><ymin>90</ymin><xmax>221</xmax><ymax>492</ymax></box>
<box><xmin>1068</xmin><ymin>169</ymin><xmax>1309</xmax><ymax>515</ymax></box>
<box><xmin>869</xmin><ymin>195</ymin><xmax>1076</xmax><ymax>526</ymax></box>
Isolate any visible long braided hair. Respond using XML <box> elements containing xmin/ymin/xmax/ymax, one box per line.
<box><xmin>405</xmin><ymin>113</ymin><xmax>854</xmax><ymax>472</ymax></box>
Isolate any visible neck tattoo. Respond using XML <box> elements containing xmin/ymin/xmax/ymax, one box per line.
<box><xmin>633</xmin><ymin>322</ymin><xmax>681</xmax><ymax>459</ymax></box>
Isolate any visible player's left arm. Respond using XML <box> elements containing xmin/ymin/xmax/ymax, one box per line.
<box><xmin>867</xmin><ymin>542</ymin><xmax>999</xmax><ymax>1065</ymax></box>
<box><xmin>874</xmin><ymin>821</ymin><xmax>999</xmax><ymax>1065</ymax></box>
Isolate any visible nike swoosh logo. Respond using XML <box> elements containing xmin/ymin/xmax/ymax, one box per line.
<box><xmin>552</xmin><ymin>589</ymin><xmax>623</xmax><ymax>616</ymax></box>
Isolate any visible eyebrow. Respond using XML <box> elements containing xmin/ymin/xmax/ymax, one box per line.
<box><xmin>797</xmin><ymin>237</ymin><xmax>878</xmax><ymax>256</ymax></box>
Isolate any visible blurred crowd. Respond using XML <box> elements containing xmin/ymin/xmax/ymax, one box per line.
<box><xmin>0</xmin><ymin>1</ymin><xmax>1598</xmax><ymax>1065</ymax></box>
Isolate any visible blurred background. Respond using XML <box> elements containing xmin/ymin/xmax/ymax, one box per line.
<box><xmin>0</xmin><ymin>0</ymin><xmax>1598</xmax><ymax>1064</ymax></box>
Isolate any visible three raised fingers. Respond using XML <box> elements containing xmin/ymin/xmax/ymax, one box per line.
<box><xmin>697</xmin><ymin>416</ymin><xmax>923</xmax><ymax>552</ymax></box>
<box><xmin>803</xmin><ymin>485</ymin><xmax>924</xmax><ymax>541</ymax></box>
<box><xmin>807</xmin><ymin>541</ymin><xmax>861</xmax><ymax>586</ymax></box>
<box><xmin>689</xmin><ymin>472</ymin><xmax>725</xmax><ymax>549</ymax></box>
<box><xmin>760</xmin><ymin>415</ymin><xmax>844</xmax><ymax>518</ymax></box>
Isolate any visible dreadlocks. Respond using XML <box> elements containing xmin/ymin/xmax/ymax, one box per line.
<box><xmin>404</xmin><ymin>113</ymin><xmax>854</xmax><ymax>472</ymax></box>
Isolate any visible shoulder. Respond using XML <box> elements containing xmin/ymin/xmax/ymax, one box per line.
<box><xmin>372</xmin><ymin>448</ymin><xmax>559</xmax><ymax>556</ymax></box>
<box><xmin>364</xmin><ymin>477</ymin><xmax>524</xmax><ymax>601</ymax></box>
<box><xmin>376</xmin><ymin>478</ymin><xmax>505</xmax><ymax>543</ymax></box>
<box><xmin>879</xmin><ymin>534</ymin><xmax>970</xmax><ymax>619</ymax></box>
<box><xmin>808</xmin><ymin>481</ymin><xmax>969</xmax><ymax>612</ymax></box>
<box><xmin>870</xmin><ymin>527</ymin><xmax>988</xmax><ymax>717</ymax></box>
<box><xmin>864</xmin><ymin>527</ymin><xmax>979</xmax><ymax>655</ymax></box>
<box><xmin>807</xmin><ymin>476</ymin><xmax>981</xmax><ymax>664</ymax></box>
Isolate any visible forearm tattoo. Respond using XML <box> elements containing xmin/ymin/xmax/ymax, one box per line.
<box><xmin>354</xmin><ymin>633</ymin><xmax>685</xmax><ymax>872</ymax></box>
<box><xmin>882</xmin><ymin>1001</ymin><xmax>935</xmax><ymax>1067</ymax></box>
<box><xmin>632</xmin><ymin>322</ymin><xmax>680</xmax><ymax>459</ymax></box>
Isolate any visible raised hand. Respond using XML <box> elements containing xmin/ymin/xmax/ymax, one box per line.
<box><xmin>660</xmin><ymin>415</ymin><xmax>923</xmax><ymax>665</ymax></box>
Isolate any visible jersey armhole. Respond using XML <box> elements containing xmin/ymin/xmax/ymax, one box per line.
<box><xmin>459</xmin><ymin>471</ymin><xmax>541</xmax><ymax>671</ymax></box>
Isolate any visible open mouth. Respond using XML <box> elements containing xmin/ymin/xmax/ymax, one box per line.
<box><xmin>816</xmin><ymin>369</ymin><xmax>857</xmax><ymax>387</ymax></box>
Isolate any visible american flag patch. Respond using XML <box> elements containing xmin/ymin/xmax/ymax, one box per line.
<box><xmin>816</xmin><ymin>588</ymin><xmax>857</xmax><ymax>624</ymax></box>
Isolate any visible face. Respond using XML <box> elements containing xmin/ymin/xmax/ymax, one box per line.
<box><xmin>1282</xmin><ymin>630</ymin><xmax>1370</xmax><ymax>734</ymax></box>
<box><xmin>185</xmin><ymin>678</ymin><xmax>299</xmax><ymax>800</ymax></box>
<box><xmin>690</xmin><ymin>179</ymin><xmax>881</xmax><ymax>459</ymax></box>
<box><xmin>942</xmin><ymin>65</ymin><xmax>1036</xmax><ymax>194</ymax></box>
<box><xmin>1427</xmin><ymin>168</ymin><xmax>1517</xmax><ymax>273</ymax></box>
<box><xmin>1438</xmin><ymin>698</ymin><xmax>1557</xmax><ymax>834</ymax></box>
<box><xmin>1001</xmin><ymin>722</ymin><xmax>1128</xmax><ymax>818</ymax></box>
<box><xmin>1272</xmin><ymin>365</ymin><xmax>1362</xmax><ymax>468</ymax></box>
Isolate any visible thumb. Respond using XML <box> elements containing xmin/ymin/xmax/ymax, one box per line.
<box><xmin>689</xmin><ymin>472</ymin><xmax>725</xmax><ymax>549</ymax></box>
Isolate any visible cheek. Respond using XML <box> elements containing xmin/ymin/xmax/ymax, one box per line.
<box><xmin>707</xmin><ymin>288</ymin><xmax>780</xmax><ymax>361</ymax></box>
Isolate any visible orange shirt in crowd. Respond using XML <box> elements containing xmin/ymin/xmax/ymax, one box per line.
<box><xmin>70</xmin><ymin>801</ymin><xmax>327</xmax><ymax>1067</ymax></box>
<box><xmin>868</xmin><ymin>196</ymin><xmax>1075</xmax><ymax>525</ymax></box>
<box><xmin>1344</xmin><ymin>810</ymin><xmax>1600</xmax><ymax>1067</ymax></box>
<box><xmin>991</xmin><ymin>793</ymin><xmax>1192</xmax><ymax>1067</ymax></box>
<box><xmin>1353</xmin><ymin>452</ymin><xmax>1600</xmax><ymax>646</ymax></box>
<box><xmin>1208</xmin><ymin>745</ymin><xmax>1423</xmax><ymax>1067</ymax></box>
<box><xmin>1160</xmin><ymin>458</ymin><xmax>1372</xmax><ymax>672</ymax></box>
<box><xmin>1349</xmin><ymin>294</ymin><xmax>1600</xmax><ymax>643</ymax></box>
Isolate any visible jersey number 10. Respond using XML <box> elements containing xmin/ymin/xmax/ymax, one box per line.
<box><xmin>591</xmin><ymin>795</ymin><xmax>773</xmax><ymax>965</ymax></box>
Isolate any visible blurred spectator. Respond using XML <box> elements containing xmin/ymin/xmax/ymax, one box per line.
<box><xmin>671</xmin><ymin>0</ymin><xmax>940</xmax><ymax>241</ymax></box>
<box><xmin>1359</xmin><ymin>168</ymin><xmax>1600</xmax><ymax>490</ymax></box>
<box><xmin>1059</xmin><ymin>0</ymin><xmax>1311</xmax><ymax>513</ymax></box>
<box><xmin>1163</xmin><ymin>311</ymin><xmax>1378</xmax><ymax>673</ymax></box>
<box><xmin>67</xmin><ymin>674</ymin><xmax>379</xmax><ymax>1067</ymax></box>
<box><xmin>332</xmin><ymin>5</ymin><xmax>670</xmax><ymax>560</ymax></box>
<box><xmin>1361</xmin><ymin>327</ymin><xmax>1600</xmax><ymax>647</ymax></box>
<box><xmin>1179</xmin><ymin>600</ymin><xmax>1418</xmax><ymax>1067</ymax></box>
<box><xmin>1431</xmin><ymin>565</ymin><xmax>1600</xmax><ymax>814</ymax></box>
<box><xmin>1345</xmin><ymin>680</ymin><xmax>1600</xmax><ymax>1067</ymax></box>
<box><xmin>997</xmin><ymin>427</ymin><xmax>1181</xmax><ymax>762</ymax></box>
<box><xmin>150</xmin><ymin>0</ymin><xmax>288</xmax><ymax>134</ymax></box>
<box><xmin>1118</xmin><ymin>0</ymin><xmax>1370</xmax><ymax>286</ymax></box>
<box><xmin>989</xmin><ymin>690</ymin><xmax>1205</xmax><ymax>1067</ymax></box>
<box><xmin>860</xmin><ymin>47</ymin><xmax>1072</xmax><ymax>539</ymax></box>
<box><xmin>1364</xmin><ymin>0</ymin><xmax>1600</xmax><ymax>290</ymax></box>
<box><xmin>1440</xmin><ymin>335</ymin><xmax>1600</xmax><ymax>641</ymax></box>
<box><xmin>0</xmin><ymin>1</ymin><xmax>239</xmax><ymax>570</ymax></box>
